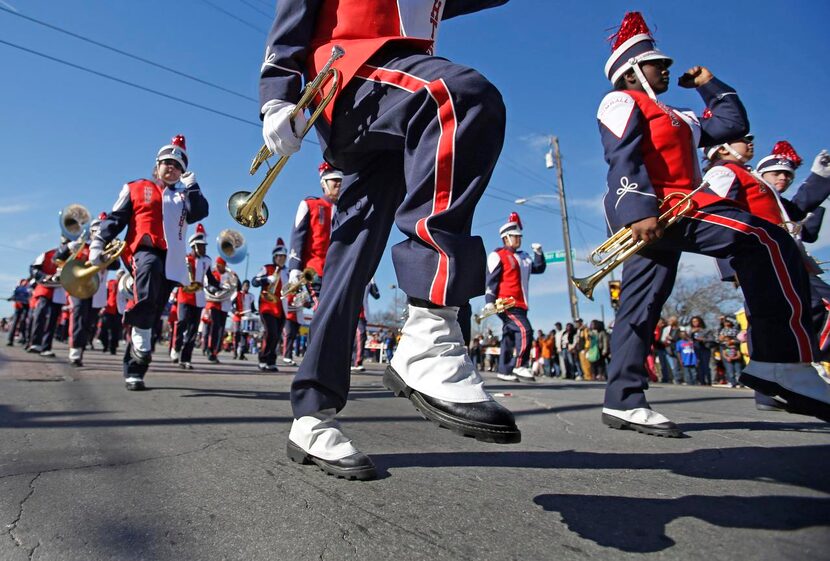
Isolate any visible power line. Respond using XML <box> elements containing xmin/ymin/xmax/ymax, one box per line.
<box><xmin>195</xmin><ymin>0</ymin><xmax>268</xmax><ymax>33</ymax></box>
<box><xmin>236</xmin><ymin>0</ymin><xmax>273</xmax><ymax>19</ymax></box>
<box><xmin>0</xmin><ymin>38</ymin><xmax>261</xmax><ymax>128</ymax></box>
<box><xmin>0</xmin><ymin>5</ymin><xmax>258</xmax><ymax>103</ymax></box>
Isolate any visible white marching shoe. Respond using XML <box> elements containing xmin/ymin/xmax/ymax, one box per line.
<box><xmin>170</xmin><ymin>349</ymin><xmax>180</xmax><ymax>362</ymax></box>
<box><xmin>286</xmin><ymin>409</ymin><xmax>376</xmax><ymax>480</ymax></box>
<box><xmin>740</xmin><ymin>361</ymin><xmax>830</xmax><ymax>422</ymax></box>
<box><xmin>384</xmin><ymin>302</ymin><xmax>520</xmax><ymax>444</ymax></box>
<box><xmin>601</xmin><ymin>407</ymin><xmax>683</xmax><ymax>437</ymax></box>
<box><xmin>513</xmin><ymin>367</ymin><xmax>535</xmax><ymax>381</ymax></box>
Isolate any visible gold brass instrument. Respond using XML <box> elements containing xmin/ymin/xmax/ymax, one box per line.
<box><xmin>205</xmin><ymin>269</ymin><xmax>238</xmax><ymax>303</ymax></box>
<box><xmin>281</xmin><ymin>267</ymin><xmax>316</xmax><ymax>297</ymax></box>
<box><xmin>571</xmin><ymin>184</ymin><xmax>707</xmax><ymax>300</ymax></box>
<box><xmin>59</xmin><ymin>203</ymin><xmax>91</xmax><ymax>241</ymax></box>
<box><xmin>474</xmin><ymin>296</ymin><xmax>517</xmax><ymax>324</ymax></box>
<box><xmin>61</xmin><ymin>239</ymin><xmax>126</xmax><ymax>299</ymax></box>
<box><xmin>181</xmin><ymin>257</ymin><xmax>202</xmax><ymax>293</ymax></box>
<box><xmin>227</xmin><ymin>45</ymin><xmax>345</xmax><ymax>228</ymax></box>
<box><xmin>216</xmin><ymin>228</ymin><xmax>248</xmax><ymax>264</ymax></box>
<box><xmin>261</xmin><ymin>270</ymin><xmax>282</xmax><ymax>304</ymax></box>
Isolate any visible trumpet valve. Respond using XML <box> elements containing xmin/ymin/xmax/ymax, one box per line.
<box><xmin>249</xmin><ymin>145</ymin><xmax>273</xmax><ymax>175</ymax></box>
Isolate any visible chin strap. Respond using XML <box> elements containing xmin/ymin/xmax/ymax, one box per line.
<box><xmin>722</xmin><ymin>143</ymin><xmax>749</xmax><ymax>164</ymax></box>
<box><xmin>630</xmin><ymin>59</ymin><xmax>658</xmax><ymax>101</ymax></box>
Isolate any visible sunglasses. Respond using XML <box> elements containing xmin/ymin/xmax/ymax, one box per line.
<box><xmin>159</xmin><ymin>159</ymin><xmax>183</xmax><ymax>171</ymax></box>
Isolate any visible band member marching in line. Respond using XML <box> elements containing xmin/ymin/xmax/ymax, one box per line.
<box><xmin>288</xmin><ymin>163</ymin><xmax>340</xmax><ymax>303</ymax></box>
<box><xmin>173</xmin><ymin>224</ymin><xmax>213</xmax><ymax>369</ymax></box>
<box><xmin>252</xmin><ymin>238</ymin><xmax>288</xmax><ymax>372</ymax></box>
<box><xmin>91</xmin><ymin>135</ymin><xmax>209</xmax><ymax>391</ymax></box>
<box><xmin>351</xmin><ymin>279</ymin><xmax>380</xmax><ymax>373</ymax></box>
<box><xmin>704</xmin><ymin>140</ymin><xmax>830</xmax><ymax>410</ymax></box>
<box><xmin>6</xmin><ymin>279</ymin><xmax>31</xmax><ymax>347</ymax></box>
<box><xmin>27</xmin><ymin>243</ymin><xmax>64</xmax><ymax>356</ymax></box>
<box><xmin>60</xmin><ymin>214</ymin><xmax>114</xmax><ymax>366</ymax></box>
<box><xmin>204</xmin><ymin>257</ymin><xmax>238</xmax><ymax>364</ymax></box>
<box><xmin>261</xmin><ymin>0</ymin><xmax>518</xmax><ymax>480</ymax></box>
<box><xmin>485</xmin><ymin>213</ymin><xmax>546</xmax><ymax>382</ymax></box>
<box><xmin>231</xmin><ymin>280</ymin><xmax>256</xmax><ymax>360</ymax></box>
<box><xmin>597</xmin><ymin>12</ymin><xmax>830</xmax><ymax>436</ymax></box>
<box><xmin>99</xmin><ymin>270</ymin><xmax>125</xmax><ymax>355</ymax></box>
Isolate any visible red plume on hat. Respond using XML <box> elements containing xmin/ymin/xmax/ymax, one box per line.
<box><xmin>196</xmin><ymin>223</ymin><xmax>206</xmax><ymax>235</ymax></box>
<box><xmin>276</xmin><ymin>237</ymin><xmax>285</xmax><ymax>246</ymax></box>
<box><xmin>609</xmin><ymin>12</ymin><xmax>652</xmax><ymax>50</ymax></box>
<box><xmin>508</xmin><ymin>212</ymin><xmax>523</xmax><ymax>230</ymax></box>
<box><xmin>318</xmin><ymin>162</ymin><xmax>334</xmax><ymax>175</ymax></box>
<box><xmin>172</xmin><ymin>134</ymin><xmax>187</xmax><ymax>151</ymax></box>
<box><xmin>98</xmin><ymin>212</ymin><xmax>107</xmax><ymax>220</ymax></box>
<box><xmin>771</xmin><ymin>141</ymin><xmax>803</xmax><ymax>168</ymax></box>
<box><xmin>215</xmin><ymin>257</ymin><xmax>226</xmax><ymax>266</ymax></box>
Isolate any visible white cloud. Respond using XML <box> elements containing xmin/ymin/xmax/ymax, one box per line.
<box><xmin>518</xmin><ymin>133</ymin><xmax>551</xmax><ymax>150</ymax></box>
<box><xmin>0</xmin><ymin>203</ymin><xmax>30</xmax><ymax>214</ymax></box>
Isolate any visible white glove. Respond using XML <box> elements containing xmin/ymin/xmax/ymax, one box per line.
<box><xmin>88</xmin><ymin>240</ymin><xmax>104</xmax><ymax>266</ymax></box>
<box><xmin>531</xmin><ymin>243</ymin><xmax>543</xmax><ymax>254</ymax></box>
<box><xmin>68</xmin><ymin>239</ymin><xmax>84</xmax><ymax>254</ymax></box>
<box><xmin>266</xmin><ymin>273</ymin><xmax>278</xmax><ymax>285</ymax></box>
<box><xmin>483</xmin><ymin>302</ymin><xmax>497</xmax><ymax>314</ymax></box>
<box><xmin>181</xmin><ymin>171</ymin><xmax>197</xmax><ymax>187</ymax></box>
<box><xmin>262</xmin><ymin>99</ymin><xmax>308</xmax><ymax>157</ymax></box>
<box><xmin>289</xmin><ymin>268</ymin><xmax>302</xmax><ymax>285</ymax></box>
<box><xmin>811</xmin><ymin>150</ymin><xmax>830</xmax><ymax>178</ymax></box>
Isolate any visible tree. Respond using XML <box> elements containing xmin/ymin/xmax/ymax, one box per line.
<box><xmin>662</xmin><ymin>270</ymin><xmax>744</xmax><ymax>327</ymax></box>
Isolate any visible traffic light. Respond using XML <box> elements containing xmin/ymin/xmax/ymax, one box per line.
<box><xmin>608</xmin><ymin>280</ymin><xmax>621</xmax><ymax>311</ymax></box>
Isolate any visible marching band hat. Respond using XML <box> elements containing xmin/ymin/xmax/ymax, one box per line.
<box><xmin>215</xmin><ymin>256</ymin><xmax>227</xmax><ymax>267</ymax></box>
<box><xmin>756</xmin><ymin>141</ymin><xmax>803</xmax><ymax>175</ymax></box>
<box><xmin>188</xmin><ymin>223</ymin><xmax>207</xmax><ymax>247</ymax></box>
<box><xmin>156</xmin><ymin>134</ymin><xmax>188</xmax><ymax>171</ymax></box>
<box><xmin>319</xmin><ymin>161</ymin><xmax>343</xmax><ymax>183</ymax></box>
<box><xmin>272</xmin><ymin>237</ymin><xmax>287</xmax><ymax>256</ymax></box>
<box><xmin>499</xmin><ymin>212</ymin><xmax>523</xmax><ymax>238</ymax></box>
<box><xmin>605</xmin><ymin>12</ymin><xmax>673</xmax><ymax>86</ymax></box>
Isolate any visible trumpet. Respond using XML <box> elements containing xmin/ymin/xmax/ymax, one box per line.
<box><xmin>227</xmin><ymin>45</ymin><xmax>345</xmax><ymax>228</ymax></box>
<box><xmin>281</xmin><ymin>267</ymin><xmax>316</xmax><ymax>297</ymax></box>
<box><xmin>571</xmin><ymin>183</ymin><xmax>707</xmax><ymax>300</ymax></box>
<box><xmin>61</xmin><ymin>239</ymin><xmax>126</xmax><ymax>299</ymax></box>
<box><xmin>475</xmin><ymin>297</ymin><xmax>517</xmax><ymax>324</ymax></box>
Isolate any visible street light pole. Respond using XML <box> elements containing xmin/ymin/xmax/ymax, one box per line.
<box><xmin>548</xmin><ymin>136</ymin><xmax>580</xmax><ymax>321</ymax></box>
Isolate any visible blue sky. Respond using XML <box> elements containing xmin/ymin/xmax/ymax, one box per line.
<box><xmin>1</xmin><ymin>1</ymin><xmax>829</xmax><ymax>332</ymax></box>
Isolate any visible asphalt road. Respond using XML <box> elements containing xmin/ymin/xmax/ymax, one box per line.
<box><xmin>1</xmin><ymin>342</ymin><xmax>829</xmax><ymax>561</ymax></box>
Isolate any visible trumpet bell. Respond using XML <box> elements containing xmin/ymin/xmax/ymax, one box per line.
<box><xmin>60</xmin><ymin>258</ymin><xmax>101</xmax><ymax>299</ymax></box>
<box><xmin>216</xmin><ymin>228</ymin><xmax>248</xmax><ymax>264</ymax></box>
<box><xmin>570</xmin><ymin>274</ymin><xmax>598</xmax><ymax>301</ymax></box>
<box><xmin>227</xmin><ymin>190</ymin><xmax>269</xmax><ymax>229</ymax></box>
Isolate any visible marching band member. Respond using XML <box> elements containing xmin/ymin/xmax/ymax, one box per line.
<box><xmin>485</xmin><ymin>213</ymin><xmax>546</xmax><ymax>382</ymax></box>
<box><xmin>91</xmin><ymin>135</ymin><xmax>209</xmax><ymax>390</ymax></box>
<box><xmin>204</xmin><ymin>257</ymin><xmax>237</xmax><ymax>364</ymax></box>
<box><xmin>351</xmin><ymin>279</ymin><xmax>380</xmax><ymax>372</ymax></box>
<box><xmin>281</xmin><ymin>289</ymin><xmax>305</xmax><ymax>367</ymax></box>
<box><xmin>231</xmin><ymin>280</ymin><xmax>256</xmax><ymax>360</ymax></box>
<box><xmin>99</xmin><ymin>270</ymin><xmax>124</xmax><ymax>355</ymax></box>
<box><xmin>261</xmin><ymin>0</ymin><xmax>517</xmax><ymax>480</ymax></box>
<box><xmin>27</xmin><ymin>243</ymin><xmax>63</xmax><ymax>356</ymax></box>
<box><xmin>6</xmin><ymin>279</ymin><xmax>31</xmax><ymax>347</ymax></box>
<box><xmin>173</xmin><ymin>224</ymin><xmax>213</xmax><ymax>369</ymax></box>
<box><xmin>288</xmin><ymin>163</ymin><xmax>340</xmax><ymax>302</ymax></box>
<box><xmin>252</xmin><ymin>238</ymin><xmax>288</xmax><ymax>372</ymax></box>
<box><xmin>61</xmin><ymin>214</ymin><xmax>112</xmax><ymax>366</ymax></box>
<box><xmin>597</xmin><ymin>12</ymin><xmax>828</xmax><ymax>435</ymax></box>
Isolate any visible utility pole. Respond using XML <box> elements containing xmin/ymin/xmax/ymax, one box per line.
<box><xmin>548</xmin><ymin>136</ymin><xmax>580</xmax><ymax>321</ymax></box>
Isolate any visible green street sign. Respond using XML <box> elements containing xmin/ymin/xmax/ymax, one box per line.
<box><xmin>544</xmin><ymin>250</ymin><xmax>572</xmax><ymax>264</ymax></box>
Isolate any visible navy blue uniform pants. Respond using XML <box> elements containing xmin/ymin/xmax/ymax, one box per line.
<box><xmin>291</xmin><ymin>47</ymin><xmax>506</xmax><ymax>418</ymax></box>
<box><xmin>175</xmin><ymin>303</ymin><xmax>201</xmax><ymax>363</ymax></box>
<box><xmin>123</xmin><ymin>250</ymin><xmax>177</xmax><ymax>379</ymax></box>
<box><xmin>605</xmin><ymin>204</ymin><xmax>816</xmax><ymax>411</ymax></box>
<box><xmin>30</xmin><ymin>297</ymin><xmax>61</xmax><ymax>350</ymax></box>
<box><xmin>259</xmin><ymin>313</ymin><xmax>284</xmax><ymax>366</ymax></box>
<box><xmin>7</xmin><ymin>306</ymin><xmax>28</xmax><ymax>345</ymax></box>
<box><xmin>498</xmin><ymin>307</ymin><xmax>533</xmax><ymax>373</ymax></box>
<box><xmin>282</xmin><ymin>319</ymin><xmax>299</xmax><ymax>360</ymax></box>
<box><xmin>353</xmin><ymin>317</ymin><xmax>367</xmax><ymax>367</ymax></box>
<box><xmin>99</xmin><ymin>313</ymin><xmax>121</xmax><ymax>354</ymax></box>
<box><xmin>69</xmin><ymin>296</ymin><xmax>96</xmax><ymax>351</ymax></box>
<box><xmin>207</xmin><ymin>308</ymin><xmax>227</xmax><ymax>358</ymax></box>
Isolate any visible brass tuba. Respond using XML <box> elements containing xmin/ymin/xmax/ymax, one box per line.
<box><xmin>216</xmin><ymin>229</ymin><xmax>248</xmax><ymax>264</ymax></box>
<box><xmin>61</xmin><ymin>240</ymin><xmax>126</xmax><ymax>299</ymax></box>
<box><xmin>227</xmin><ymin>46</ymin><xmax>344</xmax><ymax>228</ymax></box>
<box><xmin>59</xmin><ymin>203</ymin><xmax>92</xmax><ymax>241</ymax></box>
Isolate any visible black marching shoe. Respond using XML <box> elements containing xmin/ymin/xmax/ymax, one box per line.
<box><xmin>70</xmin><ymin>359</ymin><xmax>83</xmax><ymax>367</ymax></box>
<box><xmin>125</xmin><ymin>379</ymin><xmax>146</xmax><ymax>391</ymax></box>
<box><xmin>286</xmin><ymin>441</ymin><xmax>377</xmax><ymax>481</ymax></box>
<box><xmin>383</xmin><ymin>366</ymin><xmax>521</xmax><ymax>444</ymax></box>
<box><xmin>601</xmin><ymin>407</ymin><xmax>684</xmax><ymax>438</ymax></box>
<box><xmin>129</xmin><ymin>346</ymin><xmax>151</xmax><ymax>366</ymax></box>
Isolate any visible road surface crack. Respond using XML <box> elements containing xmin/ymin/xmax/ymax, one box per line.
<box><xmin>5</xmin><ymin>472</ymin><xmax>41</xmax><ymax>557</ymax></box>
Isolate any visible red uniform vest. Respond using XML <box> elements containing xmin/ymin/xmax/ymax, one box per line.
<box><xmin>33</xmin><ymin>249</ymin><xmax>58</xmax><ymax>299</ymax></box>
<box><xmin>723</xmin><ymin>162</ymin><xmax>784</xmax><ymax>225</ymax></box>
<box><xmin>303</xmin><ymin>197</ymin><xmax>333</xmax><ymax>277</ymax></box>
<box><xmin>205</xmin><ymin>270</ymin><xmax>224</xmax><ymax>312</ymax></box>
<box><xmin>258</xmin><ymin>264</ymin><xmax>284</xmax><ymax>318</ymax></box>
<box><xmin>627</xmin><ymin>90</ymin><xmax>725</xmax><ymax>214</ymax></box>
<box><xmin>123</xmin><ymin>179</ymin><xmax>167</xmax><ymax>265</ymax></box>
<box><xmin>104</xmin><ymin>279</ymin><xmax>119</xmax><ymax>315</ymax></box>
<box><xmin>494</xmin><ymin>247</ymin><xmax>529</xmax><ymax>311</ymax></box>
<box><xmin>307</xmin><ymin>0</ymin><xmax>438</xmax><ymax>122</ymax></box>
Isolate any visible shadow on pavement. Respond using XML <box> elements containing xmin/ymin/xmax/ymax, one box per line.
<box><xmin>533</xmin><ymin>493</ymin><xmax>830</xmax><ymax>553</ymax></box>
